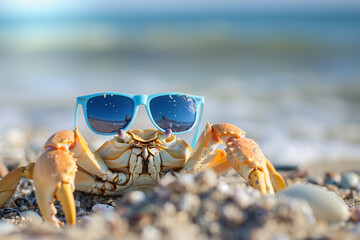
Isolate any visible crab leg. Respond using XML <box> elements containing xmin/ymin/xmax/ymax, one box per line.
<box><xmin>200</xmin><ymin>150</ymin><xmax>233</xmax><ymax>174</ymax></box>
<box><xmin>0</xmin><ymin>162</ymin><xmax>35</xmax><ymax>207</ymax></box>
<box><xmin>266</xmin><ymin>158</ymin><xmax>286</xmax><ymax>192</ymax></box>
<box><xmin>185</xmin><ymin>122</ymin><xmax>285</xmax><ymax>195</ymax></box>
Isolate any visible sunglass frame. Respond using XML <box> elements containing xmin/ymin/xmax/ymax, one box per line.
<box><xmin>74</xmin><ymin>92</ymin><xmax>205</xmax><ymax>147</ymax></box>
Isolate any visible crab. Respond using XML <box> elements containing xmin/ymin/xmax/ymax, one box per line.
<box><xmin>0</xmin><ymin>122</ymin><xmax>285</xmax><ymax>227</ymax></box>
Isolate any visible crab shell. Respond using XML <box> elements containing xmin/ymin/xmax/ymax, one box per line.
<box><xmin>94</xmin><ymin>129</ymin><xmax>191</xmax><ymax>193</ymax></box>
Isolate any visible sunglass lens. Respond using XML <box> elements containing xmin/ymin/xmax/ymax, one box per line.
<box><xmin>86</xmin><ymin>94</ymin><xmax>134</xmax><ymax>133</ymax></box>
<box><xmin>150</xmin><ymin>95</ymin><xmax>197</xmax><ymax>132</ymax></box>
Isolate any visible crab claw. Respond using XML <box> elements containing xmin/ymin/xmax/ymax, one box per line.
<box><xmin>226</xmin><ymin>135</ymin><xmax>285</xmax><ymax>195</ymax></box>
<box><xmin>185</xmin><ymin>122</ymin><xmax>285</xmax><ymax>195</ymax></box>
<box><xmin>34</xmin><ymin>131</ymin><xmax>77</xmax><ymax>227</ymax></box>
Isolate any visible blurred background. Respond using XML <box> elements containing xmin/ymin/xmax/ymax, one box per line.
<box><xmin>0</xmin><ymin>0</ymin><xmax>359</xmax><ymax>167</ymax></box>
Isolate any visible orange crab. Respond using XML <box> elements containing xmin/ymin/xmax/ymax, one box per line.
<box><xmin>0</xmin><ymin>122</ymin><xmax>285</xmax><ymax>227</ymax></box>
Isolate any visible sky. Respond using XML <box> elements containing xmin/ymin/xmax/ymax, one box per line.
<box><xmin>1</xmin><ymin>0</ymin><xmax>360</xmax><ymax>18</ymax></box>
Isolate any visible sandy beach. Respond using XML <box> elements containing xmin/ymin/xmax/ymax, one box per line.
<box><xmin>1</xmin><ymin>3</ymin><xmax>360</xmax><ymax>239</ymax></box>
<box><xmin>0</xmin><ymin>132</ymin><xmax>359</xmax><ymax>240</ymax></box>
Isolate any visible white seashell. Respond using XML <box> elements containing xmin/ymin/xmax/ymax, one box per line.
<box><xmin>92</xmin><ymin>204</ymin><xmax>115</xmax><ymax>213</ymax></box>
<box><xmin>20</xmin><ymin>211</ymin><xmax>43</xmax><ymax>224</ymax></box>
<box><xmin>277</xmin><ymin>184</ymin><xmax>350</xmax><ymax>223</ymax></box>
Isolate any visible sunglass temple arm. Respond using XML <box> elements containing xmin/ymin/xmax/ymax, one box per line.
<box><xmin>191</xmin><ymin>103</ymin><xmax>204</xmax><ymax>148</ymax></box>
<box><xmin>74</xmin><ymin>103</ymin><xmax>79</xmax><ymax>129</ymax></box>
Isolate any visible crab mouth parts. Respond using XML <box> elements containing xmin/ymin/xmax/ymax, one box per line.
<box><xmin>132</xmin><ymin>173</ymin><xmax>158</xmax><ymax>186</ymax></box>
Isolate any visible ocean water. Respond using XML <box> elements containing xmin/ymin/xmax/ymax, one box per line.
<box><xmin>0</xmin><ymin>12</ymin><xmax>359</xmax><ymax>166</ymax></box>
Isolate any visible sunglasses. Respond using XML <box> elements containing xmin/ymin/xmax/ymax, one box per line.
<box><xmin>74</xmin><ymin>92</ymin><xmax>205</xmax><ymax>147</ymax></box>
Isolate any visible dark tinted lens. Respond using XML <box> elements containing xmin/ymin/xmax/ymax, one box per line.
<box><xmin>150</xmin><ymin>95</ymin><xmax>197</xmax><ymax>132</ymax></box>
<box><xmin>86</xmin><ymin>94</ymin><xmax>134</xmax><ymax>133</ymax></box>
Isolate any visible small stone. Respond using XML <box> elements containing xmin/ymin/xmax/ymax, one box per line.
<box><xmin>196</xmin><ymin>170</ymin><xmax>218</xmax><ymax>190</ymax></box>
<box><xmin>178</xmin><ymin>174</ymin><xmax>195</xmax><ymax>186</ymax></box>
<box><xmin>19</xmin><ymin>205</ymin><xmax>28</xmax><ymax>212</ymax></box>
<box><xmin>306</xmin><ymin>177</ymin><xmax>323</xmax><ymax>185</ymax></box>
<box><xmin>141</xmin><ymin>225</ymin><xmax>162</xmax><ymax>240</ymax></box>
<box><xmin>76</xmin><ymin>209</ymin><xmax>86</xmax><ymax>217</ymax></box>
<box><xmin>356</xmin><ymin>183</ymin><xmax>360</xmax><ymax>192</ymax></box>
<box><xmin>341</xmin><ymin>172</ymin><xmax>359</xmax><ymax>189</ymax></box>
<box><xmin>277</xmin><ymin>184</ymin><xmax>350</xmax><ymax>223</ymax></box>
<box><xmin>350</xmin><ymin>208</ymin><xmax>360</xmax><ymax>222</ymax></box>
<box><xmin>157</xmin><ymin>188</ymin><xmax>171</xmax><ymax>199</ymax></box>
<box><xmin>233</xmin><ymin>188</ymin><xmax>253</xmax><ymax>208</ymax></box>
<box><xmin>259</xmin><ymin>195</ymin><xmax>277</xmax><ymax>210</ymax></box>
<box><xmin>178</xmin><ymin>193</ymin><xmax>200</xmax><ymax>213</ymax></box>
<box><xmin>78</xmin><ymin>216</ymin><xmax>91</xmax><ymax>225</ymax></box>
<box><xmin>20</xmin><ymin>211</ymin><xmax>42</xmax><ymax>224</ymax></box>
<box><xmin>208</xmin><ymin>221</ymin><xmax>221</xmax><ymax>236</ymax></box>
<box><xmin>222</xmin><ymin>203</ymin><xmax>245</xmax><ymax>225</ymax></box>
<box><xmin>92</xmin><ymin>204</ymin><xmax>115</xmax><ymax>213</ymax></box>
<box><xmin>158</xmin><ymin>173</ymin><xmax>177</xmax><ymax>187</ymax></box>
<box><xmin>75</xmin><ymin>200</ymin><xmax>81</xmax><ymax>208</ymax></box>
<box><xmin>325</xmin><ymin>171</ymin><xmax>341</xmax><ymax>185</ymax></box>
<box><xmin>217</xmin><ymin>180</ymin><xmax>231</xmax><ymax>194</ymax></box>
<box><xmin>127</xmin><ymin>191</ymin><xmax>146</xmax><ymax>205</ymax></box>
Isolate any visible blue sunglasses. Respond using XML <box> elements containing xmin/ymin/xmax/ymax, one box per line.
<box><xmin>74</xmin><ymin>92</ymin><xmax>205</xmax><ymax>147</ymax></box>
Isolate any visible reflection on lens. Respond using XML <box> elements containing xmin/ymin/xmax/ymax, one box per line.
<box><xmin>150</xmin><ymin>95</ymin><xmax>197</xmax><ymax>132</ymax></box>
<box><xmin>86</xmin><ymin>94</ymin><xmax>134</xmax><ymax>133</ymax></box>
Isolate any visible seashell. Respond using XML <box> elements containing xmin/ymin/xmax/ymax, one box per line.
<box><xmin>92</xmin><ymin>204</ymin><xmax>115</xmax><ymax>213</ymax></box>
<box><xmin>277</xmin><ymin>184</ymin><xmax>349</xmax><ymax>223</ymax></box>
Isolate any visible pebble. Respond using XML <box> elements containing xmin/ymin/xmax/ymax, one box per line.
<box><xmin>20</xmin><ymin>211</ymin><xmax>42</xmax><ymax>224</ymax></box>
<box><xmin>277</xmin><ymin>184</ymin><xmax>350</xmax><ymax>223</ymax></box>
<box><xmin>76</xmin><ymin>210</ymin><xmax>87</xmax><ymax>217</ymax></box>
<box><xmin>75</xmin><ymin>200</ymin><xmax>81</xmax><ymax>208</ymax></box>
<box><xmin>127</xmin><ymin>191</ymin><xmax>146</xmax><ymax>205</ymax></box>
<box><xmin>222</xmin><ymin>203</ymin><xmax>245</xmax><ymax>224</ymax></box>
<box><xmin>178</xmin><ymin>193</ymin><xmax>200</xmax><ymax>213</ymax></box>
<box><xmin>196</xmin><ymin>170</ymin><xmax>218</xmax><ymax>189</ymax></box>
<box><xmin>20</xmin><ymin>205</ymin><xmax>28</xmax><ymax>212</ymax></box>
<box><xmin>178</xmin><ymin>173</ymin><xmax>195</xmax><ymax>186</ymax></box>
<box><xmin>217</xmin><ymin>180</ymin><xmax>231</xmax><ymax>194</ymax></box>
<box><xmin>158</xmin><ymin>173</ymin><xmax>177</xmax><ymax>187</ymax></box>
<box><xmin>350</xmin><ymin>208</ymin><xmax>360</xmax><ymax>222</ymax></box>
<box><xmin>341</xmin><ymin>172</ymin><xmax>359</xmax><ymax>189</ymax></box>
<box><xmin>325</xmin><ymin>171</ymin><xmax>341</xmax><ymax>185</ymax></box>
<box><xmin>233</xmin><ymin>187</ymin><xmax>254</xmax><ymax>208</ymax></box>
<box><xmin>141</xmin><ymin>225</ymin><xmax>162</xmax><ymax>240</ymax></box>
<box><xmin>92</xmin><ymin>204</ymin><xmax>115</xmax><ymax>213</ymax></box>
